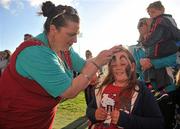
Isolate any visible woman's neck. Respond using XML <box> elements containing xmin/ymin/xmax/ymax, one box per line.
<box><xmin>47</xmin><ymin>34</ymin><xmax>59</xmax><ymax>53</ymax></box>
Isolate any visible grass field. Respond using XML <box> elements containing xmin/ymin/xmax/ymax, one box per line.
<box><xmin>53</xmin><ymin>92</ymin><xmax>87</xmax><ymax>129</ymax></box>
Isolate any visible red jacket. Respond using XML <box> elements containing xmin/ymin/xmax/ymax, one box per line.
<box><xmin>0</xmin><ymin>40</ymin><xmax>61</xmax><ymax>129</ymax></box>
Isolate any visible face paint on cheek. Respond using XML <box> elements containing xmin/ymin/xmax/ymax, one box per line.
<box><xmin>125</xmin><ymin>64</ymin><xmax>132</xmax><ymax>80</ymax></box>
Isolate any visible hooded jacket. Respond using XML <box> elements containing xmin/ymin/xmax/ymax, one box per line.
<box><xmin>143</xmin><ymin>14</ymin><xmax>178</xmax><ymax>59</ymax></box>
<box><xmin>86</xmin><ymin>81</ymin><xmax>164</xmax><ymax>129</ymax></box>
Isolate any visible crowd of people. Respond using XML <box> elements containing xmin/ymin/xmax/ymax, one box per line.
<box><xmin>131</xmin><ymin>1</ymin><xmax>180</xmax><ymax>129</ymax></box>
<box><xmin>0</xmin><ymin>1</ymin><xmax>180</xmax><ymax>129</ymax></box>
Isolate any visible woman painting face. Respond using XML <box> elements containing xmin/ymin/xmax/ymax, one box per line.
<box><xmin>110</xmin><ymin>51</ymin><xmax>135</xmax><ymax>84</ymax></box>
<box><xmin>49</xmin><ymin>20</ymin><xmax>79</xmax><ymax>51</ymax></box>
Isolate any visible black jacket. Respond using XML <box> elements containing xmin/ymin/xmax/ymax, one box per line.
<box><xmin>143</xmin><ymin>14</ymin><xmax>178</xmax><ymax>59</ymax></box>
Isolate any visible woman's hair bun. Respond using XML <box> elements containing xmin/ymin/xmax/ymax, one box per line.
<box><xmin>41</xmin><ymin>1</ymin><xmax>56</xmax><ymax>17</ymax></box>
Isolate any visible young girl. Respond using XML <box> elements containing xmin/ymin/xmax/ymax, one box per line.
<box><xmin>86</xmin><ymin>46</ymin><xmax>164</xmax><ymax>129</ymax></box>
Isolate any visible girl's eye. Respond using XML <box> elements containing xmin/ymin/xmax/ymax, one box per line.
<box><xmin>112</xmin><ymin>55</ymin><xmax>116</xmax><ymax>61</ymax></box>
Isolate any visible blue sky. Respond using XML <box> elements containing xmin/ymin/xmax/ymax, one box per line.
<box><xmin>0</xmin><ymin>0</ymin><xmax>44</xmax><ymax>53</ymax></box>
<box><xmin>0</xmin><ymin>0</ymin><xmax>180</xmax><ymax>58</ymax></box>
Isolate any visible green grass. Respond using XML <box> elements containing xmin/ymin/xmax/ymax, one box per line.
<box><xmin>53</xmin><ymin>92</ymin><xmax>87</xmax><ymax>129</ymax></box>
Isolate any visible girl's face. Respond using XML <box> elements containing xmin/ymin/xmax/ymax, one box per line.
<box><xmin>49</xmin><ymin>21</ymin><xmax>79</xmax><ymax>51</ymax></box>
<box><xmin>110</xmin><ymin>51</ymin><xmax>135</xmax><ymax>83</ymax></box>
<box><xmin>147</xmin><ymin>8</ymin><xmax>163</xmax><ymax>18</ymax></box>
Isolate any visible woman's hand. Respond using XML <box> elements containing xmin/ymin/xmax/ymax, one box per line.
<box><xmin>95</xmin><ymin>107</ymin><xmax>108</xmax><ymax>121</ymax></box>
<box><xmin>140</xmin><ymin>58</ymin><xmax>152</xmax><ymax>71</ymax></box>
<box><xmin>111</xmin><ymin>109</ymin><xmax>120</xmax><ymax>124</ymax></box>
<box><xmin>94</xmin><ymin>45</ymin><xmax>123</xmax><ymax>67</ymax></box>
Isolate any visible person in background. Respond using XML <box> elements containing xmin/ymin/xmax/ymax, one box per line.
<box><xmin>144</xmin><ymin>2</ymin><xmax>179</xmax><ymax>128</ymax></box>
<box><xmin>85</xmin><ymin>50</ymin><xmax>95</xmax><ymax>105</ymax></box>
<box><xmin>85</xmin><ymin>50</ymin><xmax>93</xmax><ymax>59</ymax></box>
<box><xmin>142</xmin><ymin>1</ymin><xmax>178</xmax><ymax>91</ymax></box>
<box><xmin>146</xmin><ymin>0</ymin><xmax>180</xmax><ymax>74</ymax></box>
<box><xmin>133</xmin><ymin>17</ymin><xmax>177</xmax><ymax>129</ymax></box>
<box><xmin>85</xmin><ymin>49</ymin><xmax>100</xmax><ymax>129</ymax></box>
<box><xmin>84</xmin><ymin>50</ymin><xmax>99</xmax><ymax>106</ymax></box>
<box><xmin>86</xmin><ymin>46</ymin><xmax>164</xmax><ymax>129</ymax></box>
<box><xmin>0</xmin><ymin>49</ymin><xmax>11</xmax><ymax>76</ymax></box>
<box><xmin>0</xmin><ymin>1</ymin><xmax>121</xmax><ymax>129</ymax></box>
<box><xmin>24</xmin><ymin>33</ymin><xmax>33</xmax><ymax>41</ymax></box>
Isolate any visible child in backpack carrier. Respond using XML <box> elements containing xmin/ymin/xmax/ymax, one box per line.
<box><xmin>140</xmin><ymin>1</ymin><xmax>179</xmax><ymax>96</ymax></box>
<box><xmin>144</xmin><ymin>1</ymin><xmax>178</xmax><ymax>59</ymax></box>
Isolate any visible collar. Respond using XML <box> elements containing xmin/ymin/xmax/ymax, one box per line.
<box><xmin>35</xmin><ymin>32</ymin><xmax>49</xmax><ymax>47</ymax></box>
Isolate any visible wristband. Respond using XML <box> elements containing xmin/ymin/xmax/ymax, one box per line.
<box><xmin>91</xmin><ymin>61</ymin><xmax>101</xmax><ymax>70</ymax></box>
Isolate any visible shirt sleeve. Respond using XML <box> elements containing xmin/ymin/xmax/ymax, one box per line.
<box><xmin>70</xmin><ymin>48</ymin><xmax>86</xmax><ymax>73</ymax></box>
<box><xmin>16</xmin><ymin>46</ymin><xmax>72</xmax><ymax>98</ymax></box>
<box><xmin>151</xmin><ymin>53</ymin><xmax>176</xmax><ymax>69</ymax></box>
<box><xmin>132</xmin><ymin>47</ymin><xmax>146</xmax><ymax>80</ymax></box>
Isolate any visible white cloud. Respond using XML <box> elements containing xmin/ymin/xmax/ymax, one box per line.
<box><xmin>27</xmin><ymin>0</ymin><xmax>44</xmax><ymax>7</ymax></box>
<box><xmin>0</xmin><ymin>0</ymin><xmax>79</xmax><ymax>9</ymax></box>
<box><xmin>0</xmin><ymin>0</ymin><xmax>24</xmax><ymax>15</ymax></box>
<box><xmin>0</xmin><ymin>0</ymin><xmax>11</xmax><ymax>9</ymax></box>
<box><xmin>11</xmin><ymin>1</ymin><xmax>24</xmax><ymax>15</ymax></box>
<box><xmin>27</xmin><ymin>0</ymin><xmax>78</xmax><ymax>7</ymax></box>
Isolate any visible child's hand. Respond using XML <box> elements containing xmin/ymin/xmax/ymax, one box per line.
<box><xmin>110</xmin><ymin>109</ymin><xmax>120</xmax><ymax>124</ymax></box>
<box><xmin>95</xmin><ymin>107</ymin><xmax>107</xmax><ymax>120</ymax></box>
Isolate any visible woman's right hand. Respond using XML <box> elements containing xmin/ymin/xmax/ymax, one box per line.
<box><xmin>94</xmin><ymin>45</ymin><xmax>122</xmax><ymax>67</ymax></box>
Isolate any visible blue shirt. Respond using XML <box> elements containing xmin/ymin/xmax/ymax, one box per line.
<box><xmin>16</xmin><ymin>32</ymin><xmax>86</xmax><ymax>97</ymax></box>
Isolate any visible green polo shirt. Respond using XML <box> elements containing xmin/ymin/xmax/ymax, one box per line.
<box><xmin>16</xmin><ymin>32</ymin><xmax>85</xmax><ymax>97</ymax></box>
